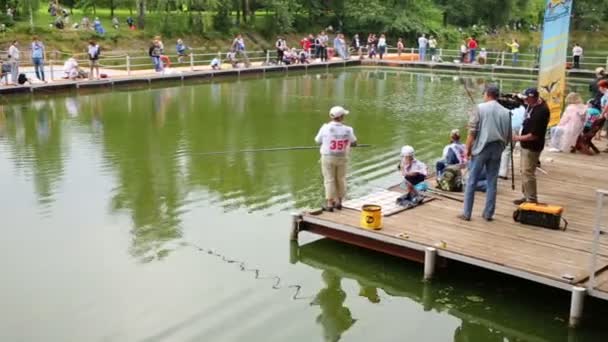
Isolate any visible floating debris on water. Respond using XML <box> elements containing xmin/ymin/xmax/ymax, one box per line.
<box><xmin>466</xmin><ymin>295</ymin><xmax>484</xmax><ymax>303</ymax></box>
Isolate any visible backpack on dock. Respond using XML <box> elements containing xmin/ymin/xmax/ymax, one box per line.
<box><xmin>436</xmin><ymin>167</ymin><xmax>462</xmax><ymax>192</ymax></box>
<box><xmin>513</xmin><ymin>202</ymin><xmax>567</xmax><ymax>230</ymax></box>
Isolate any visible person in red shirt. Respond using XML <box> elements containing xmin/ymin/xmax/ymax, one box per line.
<box><xmin>468</xmin><ymin>37</ymin><xmax>478</xmax><ymax>64</ymax></box>
<box><xmin>300</xmin><ymin>37</ymin><xmax>310</xmax><ymax>50</ymax></box>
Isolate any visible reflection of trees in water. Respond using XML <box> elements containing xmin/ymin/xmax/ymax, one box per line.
<box><xmin>311</xmin><ymin>270</ymin><xmax>356</xmax><ymax>342</ymax></box>
<box><xmin>1</xmin><ymin>101</ymin><xmax>66</xmax><ymax>208</ymax></box>
<box><xmin>98</xmin><ymin>88</ymin><xmax>186</xmax><ymax>262</ymax></box>
<box><xmin>0</xmin><ymin>71</ymin><xmax>500</xmax><ymax>262</ymax></box>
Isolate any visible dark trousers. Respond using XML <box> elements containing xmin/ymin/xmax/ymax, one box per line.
<box><xmin>316</xmin><ymin>46</ymin><xmax>327</xmax><ymax>61</ymax></box>
<box><xmin>277</xmin><ymin>49</ymin><xmax>284</xmax><ymax>64</ymax></box>
<box><xmin>573</xmin><ymin>55</ymin><xmax>580</xmax><ymax>69</ymax></box>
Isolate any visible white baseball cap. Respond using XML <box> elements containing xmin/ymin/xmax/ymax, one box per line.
<box><xmin>329</xmin><ymin>106</ymin><xmax>350</xmax><ymax>118</ymax></box>
<box><xmin>400</xmin><ymin>145</ymin><xmax>415</xmax><ymax>157</ymax></box>
<box><xmin>450</xmin><ymin>129</ymin><xmax>460</xmax><ymax>136</ymax></box>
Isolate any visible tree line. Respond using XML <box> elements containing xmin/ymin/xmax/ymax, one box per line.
<box><xmin>1</xmin><ymin>0</ymin><xmax>606</xmax><ymax>38</ymax></box>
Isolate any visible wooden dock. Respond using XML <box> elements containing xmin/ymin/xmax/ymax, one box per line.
<box><xmin>292</xmin><ymin>148</ymin><xmax>608</xmax><ymax>324</ymax></box>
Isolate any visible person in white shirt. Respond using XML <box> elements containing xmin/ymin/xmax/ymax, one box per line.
<box><xmin>428</xmin><ymin>36</ymin><xmax>437</xmax><ymax>60</ymax></box>
<box><xmin>377</xmin><ymin>34</ymin><xmax>387</xmax><ymax>60</ymax></box>
<box><xmin>399</xmin><ymin>145</ymin><xmax>428</xmax><ymax>187</ymax></box>
<box><xmin>210</xmin><ymin>57</ymin><xmax>221</xmax><ymax>70</ymax></box>
<box><xmin>436</xmin><ymin>129</ymin><xmax>466</xmax><ymax>176</ymax></box>
<box><xmin>315</xmin><ymin>106</ymin><xmax>357</xmax><ymax>211</ymax></box>
<box><xmin>63</xmin><ymin>57</ymin><xmax>80</xmax><ymax>80</ymax></box>
<box><xmin>87</xmin><ymin>40</ymin><xmax>101</xmax><ymax>80</ymax></box>
<box><xmin>572</xmin><ymin>43</ymin><xmax>583</xmax><ymax>69</ymax></box>
<box><xmin>460</xmin><ymin>41</ymin><xmax>468</xmax><ymax>63</ymax></box>
<box><xmin>478</xmin><ymin>47</ymin><xmax>488</xmax><ymax>65</ymax></box>
<box><xmin>7</xmin><ymin>40</ymin><xmax>20</xmax><ymax>85</ymax></box>
<box><xmin>418</xmin><ymin>34</ymin><xmax>428</xmax><ymax>61</ymax></box>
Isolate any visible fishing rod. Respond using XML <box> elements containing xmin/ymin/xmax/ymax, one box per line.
<box><xmin>458</xmin><ymin>77</ymin><xmax>477</xmax><ymax>105</ymax></box>
<box><xmin>189</xmin><ymin>144</ymin><xmax>372</xmax><ymax>156</ymax></box>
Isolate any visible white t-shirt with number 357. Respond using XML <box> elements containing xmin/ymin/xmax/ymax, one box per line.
<box><xmin>315</xmin><ymin>121</ymin><xmax>357</xmax><ymax>156</ymax></box>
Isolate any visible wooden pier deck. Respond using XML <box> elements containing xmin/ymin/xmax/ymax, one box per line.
<box><xmin>294</xmin><ymin>149</ymin><xmax>608</xmax><ymax>303</ymax></box>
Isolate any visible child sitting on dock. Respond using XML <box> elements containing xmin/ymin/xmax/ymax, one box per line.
<box><xmin>398</xmin><ymin>145</ymin><xmax>428</xmax><ymax>192</ymax></box>
<box><xmin>436</xmin><ymin>129</ymin><xmax>466</xmax><ymax>177</ymax></box>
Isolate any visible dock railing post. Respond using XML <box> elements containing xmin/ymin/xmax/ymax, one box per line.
<box><xmin>290</xmin><ymin>213</ymin><xmax>302</xmax><ymax>241</ymax></box>
<box><xmin>569</xmin><ymin>286</ymin><xmax>586</xmax><ymax>328</ymax></box>
<box><xmin>49</xmin><ymin>50</ymin><xmax>55</xmax><ymax>81</ymax></box>
<box><xmin>423</xmin><ymin>247</ymin><xmax>437</xmax><ymax>281</ymax></box>
<box><xmin>605</xmin><ymin>56</ymin><xmax>608</xmax><ymax>71</ymax></box>
<box><xmin>126</xmin><ymin>55</ymin><xmax>131</xmax><ymax>76</ymax></box>
<box><xmin>190</xmin><ymin>53</ymin><xmax>194</xmax><ymax>71</ymax></box>
<box><xmin>588</xmin><ymin>190</ymin><xmax>607</xmax><ymax>292</ymax></box>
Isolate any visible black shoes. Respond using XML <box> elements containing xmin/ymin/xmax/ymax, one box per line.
<box><xmin>513</xmin><ymin>198</ymin><xmax>537</xmax><ymax>205</ymax></box>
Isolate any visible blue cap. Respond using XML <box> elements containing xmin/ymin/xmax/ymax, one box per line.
<box><xmin>523</xmin><ymin>87</ymin><xmax>539</xmax><ymax>98</ymax></box>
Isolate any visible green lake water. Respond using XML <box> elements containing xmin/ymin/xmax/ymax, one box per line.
<box><xmin>1</xmin><ymin>68</ymin><xmax>607</xmax><ymax>341</ymax></box>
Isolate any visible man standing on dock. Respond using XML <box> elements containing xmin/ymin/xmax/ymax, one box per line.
<box><xmin>418</xmin><ymin>34</ymin><xmax>428</xmax><ymax>61</ymax></box>
<box><xmin>315</xmin><ymin>106</ymin><xmax>357</xmax><ymax>212</ymax></box>
<box><xmin>513</xmin><ymin>88</ymin><xmax>550</xmax><ymax>205</ymax></box>
<box><xmin>459</xmin><ymin>85</ymin><xmax>511</xmax><ymax>221</ymax></box>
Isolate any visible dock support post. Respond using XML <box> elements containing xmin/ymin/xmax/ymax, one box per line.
<box><xmin>290</xmin><ymin>213</ymin><xmax>302</xmax><ymax>241</ymax></box>
<box><xmin>569</xmin><ymin>286</ymin><xmax>586</xmax><ymax>328</ymax></box>
<box><xmin>289</xmin><ymin>240</ymin><xmax>300</xmax><ymax>264</ymax></box>
<box><xmin>423</xmin><ymin>247</ymin><xmax>437</xmax><ymax>281</ymax></box>
<box><xmin>422</xmin><ymin>282</ymin><xmax>433</xmax><ymax>311</ymax></box>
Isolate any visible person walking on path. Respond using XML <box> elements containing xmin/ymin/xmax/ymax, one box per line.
<box><xmin>377</xmin><ymin>34</ymin><xmax>387</xmax><ymax>60</ymax></box>
<box><xmin>467</xmin><ymin>37</ymin><xmax>478</xmax><ymax>64</ymax></box>
<box><xmin>428</xmin><ymin>36</ymin><xmax>437</xmax><ymax>61</ymax></box>
<box><xmin>176</xmin><ymin>39</ymin><xmax>188</xmax><ymax>63</ymax></box>
<box><xmin>87</xmin><ymin>40</ymin><xmax>101</xmax><ymax>80</ymax></box>
<box><xmin>506</xmin><ymin>39</ymin><xmax>520</xmax><ymax>66</ymax></box>
<box><xmin>352</xmin><ymin>34</ymin><xmax>363</xmax><ymax>60</ymax></box>
<box><xmin>7</xmin><ymin>40</ymin><xmax>20</xmax><ymax>85</ymax></box>
<box><xmin>31</xmin><ymin>36</ymin><xmax>45</xmax><ymax>82</ymax></box>
<box><xmin>572</xmin><ymin>43</ymin><xmax>583</xmax><ymax>69</ymax></box>
<box><xmin>232</xmin><ymin>34</ymin><xmax>250</xmax><ymax>67</ymax></box>
<box><xmin>459</xmin><ymin>85</ymin><xmax>511</xmax><ymax>221</ymax></box>
<box><xmin>418</xmin><ymin>34</ymin><xmax>428</xmax><ymax>61</ymax></box>
<box><xmin>397</xmin><ymin>38</ymin><xmax>404</xmax><ymax>57</ymax></box>
<box><xmin>318</xmin><ymin>31</ymin><xmax>329</xmax><ymax>62</ymax></box>
<box><xmin>275</xmin><ymin>36</ymin><xmax>287</xmax><ymax>64</ymax></box>
<box><xmin>149</xmin><ymin>39</ymin><xmax>163</xmax><ymax>72</ymax></box>
<box><xmin>315</xmin><ymin>106</ymin><xmax>357</xmax><ymax>212</ymax></box>
<box><xmin>512</xmin><ymin>88</ymin><xmax>550</xmax><ymax>205</ymax></box>
<box><xmin>460</xmin><ymin>41</ymin><xmax>468</xmax><ymax>63</ymax></box>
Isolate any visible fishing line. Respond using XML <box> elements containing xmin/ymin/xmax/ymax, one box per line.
<box><xmin>185</xmin><ymin>242</ymin><xmax>312</xmax><ymax>301</ymax></box>
<box><xmin>186</xmin><ymin>144</ymin><xmax>371</xmax><ymax>156</ymax></box>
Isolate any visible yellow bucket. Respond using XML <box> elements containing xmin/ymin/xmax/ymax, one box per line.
<box><xmin>360</xmin><ymin>204</ymin><xmax>383</xmax><ymax>230</ymax></box>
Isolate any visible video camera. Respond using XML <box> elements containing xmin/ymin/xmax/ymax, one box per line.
<box><xmin>497</xmin><ymin>93</ymin><xmax>525</xmax><ymax>110</ymax></box>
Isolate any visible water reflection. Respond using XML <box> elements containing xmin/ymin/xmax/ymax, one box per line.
<box><xmin>311</xmin><ymin>270</ymin><xmax>357</xmax><ymax>342</ymax></box>
<box><xmin>292</xmin><ymin>239</ymin><xmax>584</xmax><ymax>342</ymax></box>
<box><xmin>1</xmin><ymin>101</ymin><xmax>65</xmax><ymax>208</ymax></box>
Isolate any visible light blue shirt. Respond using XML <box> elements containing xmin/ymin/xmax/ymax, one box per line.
<box><xmin>511</xmin><ymin>105</ymin><xmax>525</xmax><ymax>133</ymax></box>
